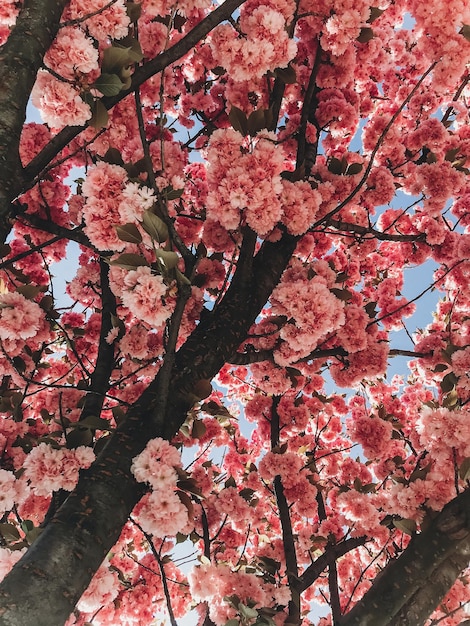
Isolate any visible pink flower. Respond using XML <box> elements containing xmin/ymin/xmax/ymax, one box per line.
<box><xmin>31</xmin><ymin>70</ymin><xmax>91</xmax><ymax>129</ymax></box>
<box><xmin>135</xmin><ymin>490</ymin><xmax>189</xmax><ymax>538</ymax></box>
<box><xmin>66</xmin><ymin>0</ymin><xmax>130</xmax><ymax>41</ymax></box>
<box><xmin>44</xmin><ymin>26</ymin><xmax>99</xmax><ymax>80</ymax></box>
<box><xmin>23</xmin><ymin>444</ymin><xmax>95</xmax><ymax>497</ymax></box>
<box><xmin>0</xmin><ymin>469</ymin><xmax>17</xmax><ymax>513</ymax></box>
<box><xmin>131</xmin><ymin>437</ymin><xmax>182</xmax><ymax>490</ymax></box>
<box><xmin>76</xmin><ymin>565</ymin><xmax>120</xmax><ymax>613</ymax></box>
<box><xmin>0</xmin><ymin>548</ymin><xmax>26</xmax><ymax>582</ymax></box>
<box><xmin>120</xmin><ymin>266</ymin><xmax>174</xmax><ymax>328</ymax></box>
<box><xmin>0</xmin><ymin>292</ymin><xmax>43</xmax><ymax>341</ymax></box>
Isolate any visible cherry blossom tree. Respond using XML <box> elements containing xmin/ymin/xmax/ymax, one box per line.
<box><xmin>0</xmin><ymin>0</ymin><xmax>469</xmax><ymax>625</ymax></box>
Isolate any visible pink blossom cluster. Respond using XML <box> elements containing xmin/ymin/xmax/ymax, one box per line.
<box><xmin>131</xmin><ymin>438</ymin><xmax>189</xmax><ymax>538</ymax></box>
<box><xmin>81</xmin><ymin>162</ymin><xmax>128</xmax><ymax>251</ymax></box>
<box><xmin>205</xmin><ymin>129</ymin><xmax>285</xmax><ymax>236</ymax></box>
<box><xmin>416</xmin><ymin>408</ymin><xmax>470</xmax><ymax>458</ymax></box>
<box><xmin>22</xmin><ymin>443</ymin><xmax>95</xmax><ymax>497</ymax></box>
<box><xmin>271</xmin><ymin>269</ymin><xmax>345</xmax><ymax>365</ymax></box>
<box><xmin>0</xmin><ymin>0</ymin><xmax>21</xmax><ymax>44</ymax></box>
<box><xmin>65</xmin><ymin>0</ymin><xmax>130</xmax><ymax>41</ymax></box>
<box><xmin>112</xmin><ymin>266</ymin><xmax>175</xmax><ymax>329</ymax></box>
<box><xmin>0</xmin><ymin>292</ymin><xmax>43</xmax><ymax>343</ymax></box>
<box><xmin>76</xmin><ymin>564</ymin><xmax>120</xmax><ymax>613</ymax></box>
<box><xmin>188</xmin><ymin>562</ymin><xmax>290</xmax><ymax>625</ymax></box>
<box><xmin>210</xmin><ymin>4</ymin><xmax>296</xmax><ymax>83</ymax></box>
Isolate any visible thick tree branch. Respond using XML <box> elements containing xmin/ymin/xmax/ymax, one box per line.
<box><xmin>338</xmin><ymin>488</ymin><xmax>470</xmax><ymax>626</ymax></box>
<box><xmin>0</xmin><ymin>0</ymin><xmax>68</xmax><ymax>244</ymax></box>
<box><xmin>271</xmin><ymin>396</ymin><xmax>300</xmax><ymax>622</ymax></box>
<box><xmin>392</xmin><ymin>540</ymin><xmax>470</xmax><ymax>625</ymax></box>
<box><xmin>78</xmin><ymin>260</ymin><xmax>116</xmax><ymax>423</ymax></box>
<box><xmin>0</xmin><ymin>230</ymin><xmax>297</xmax><ymax>626</ymax></box>
<box><xmin>296</xmin><ymin>537</ymin><xmax>367</xmax><ymax>593</ymax></box>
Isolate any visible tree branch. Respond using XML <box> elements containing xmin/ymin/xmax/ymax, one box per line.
<box><xmin>326</xmin><ymin>218</ymin><xmax>426</xmax><ymax>243</ymax></box>
<box><xmin>0</xmin><ymin>0</ymin><xmax>68</xmax><ymax>244</ymax></box>
<box><xmin>0</xmin><ymin>230</ymin><xmax>297</xmax><ymax>626</ymax></box>
<box><xmin>296</xmin><ymin>537</ymin><xmax>367</xmax><ymax>593</ymax></box>
<box><xmin>78</xmin><ymin>260</ymin><xmax>117</xmax><ymax>424</ymax></box>
<box><xmin>23</xmin><ymin>0</ymin><xmax>247</xmax><ymax>184</ymax></box>
<box><xmin>338</xmin><ymin>488</ymin><xmax>470</xmax><ymax>626</ymax></box>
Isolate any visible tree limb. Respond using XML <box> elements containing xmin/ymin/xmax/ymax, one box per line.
<box><xmin>0</xmin><ymin>231</ymin><xmax>297</xmax><ymax>626</ymax></box>
<box><xmin>23</xmin><ymin>0</ymin><xmax>247</xmax><ymax>184</ymax></box>
<box><xmin>0</xmin><ymin>0</ymin><xmax>68</xmax><ymax>244</ymax></box>
<box><xmin>338</xmin><ymin>488</ymin><xmax>470</xmax><ymax>626</ymax></box>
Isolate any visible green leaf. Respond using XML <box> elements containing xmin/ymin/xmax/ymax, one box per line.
<box><xmin>66</xmin><ymin>426</ymin><xmax>93</xmax><ymax>448</ymax></box>
<box><xmin>94</xmin><ymin>73</ymin><xmax>125</xmax><ymax>97</ymax></box>
<box><xmin>460</xmin><ymin>24</ymin><xmax>470</xmax><ymax>42</ymax></box>
<box><xmin>89</xmin><ymin>100</ymin><xmax>109</xmax><ymax>129</ymax></box>
<box><xmin>393</xmin><ymin>518</ymin><xmax>417</xmax><ymax>535</ymax></box>
<box><xmin>101</xmin><ymin>46</ymin><xmax>134</xmax><ymax>73</ymax></box>
<box><xmin>459</xmin><ymin>457</ymin><xmax>470</xmax><ymax>481</ymax></box>
<box><xmin>0</xmin><ymin>244</ymin><xmax>10</xmax><ymax>257</ymax></box>
<box><xmin>25</xmin><ymin>525</ymin><xmax>43</xmax><ymax>545</ymax></box>
<box><xmin>141</xmin><ymin>210</ymin><xmax>168</xmax><ymax>242</ymax></box>
<box><xmin>239</xmin><ymin>604</ymin><xmax>258</xmax><ymax>620</ymax></box>
<box><xmin>239</xmin><ymin>487</ymin><xmax>255</xmax><ymax>502</ymax></box>
<box><xmin>12</xmin><ymin>356</ymin><xmax>26</xmax><ymax>374</ymax></box>
<box><xmin>176</xmin><ymin>490</ymin><xmax>194</xmax><ymax>517</ymax></box>
<box><xmin>104</xmin><ymin>147</ymin><xmax>124</xmax><ymax>165</ymax></box>
<box><xmin>440</xmin><ymin>372</ymin><xmax>457</xmax><ymax>393</ymax></box>
<box><xmin>346</xmin><ymin>162</ymin><xmax>363</xmax><ymax>175</ymax></box>
<box><xmin>118</xmin><ymin>36</ymin><xmax>144</xmax><ymax>63</ymax></box>
<box><xmin>257</xmin><ymin>555</ymin><xmax>281</xmax><ymax>574</ymax></box>
<box><xmin>331</xmin><ymin>287</ymin><xmax>353</xmax><ymax>301</ymax></box>
<box><xmin>357</xmin><ymin>27</ymin><xmax>374</xmax><ymax>43</ymax></box>
<box><xmin>191</xmin><ymin>419</ymin><xmax>207</xmax><ymax>439</ymax></box>
<box><xmin>156</xmin><ymin>249</ymin><xmax>179</xmax><ymax>270</ymax></box>
<box><xmin>78</xmin><ymin>415</ymin><xmax>114</xmax><ymax>431</ymax></box>
<box><xmin>367</xmin><ymin>7</ymin><xmax>384</xmax><ymax>23</ymax></box>
<box><xmin>228</xmin><ymin>105</ymin><xmax>248</xmax><ymax>136</ymax></box>
<box><xmin>109</xmin><ymin>253</ymin><xmax>149</xmax><ymax>270</ymax></box>
<box><xmin>0</xmin><ymin>523</ymin><xmax>20</xmax><ymax>542</ymax></box>
<box><xmin>16</xmin><ymin>285</ymin><xmax>44</xmax><ymax>300</ymax></box>
<box><xmin>115</xmin><ymin>223</ymin><xmax>143</xmax><ymax>244</ymax></box>
<box><xmin>274</xmin><ymin>65</ymin><xmax>297</xmax><ymax>84</ymax></box>
<box><xmin>445</xmin><ymin>147</ymin><xmax>460</xmax><ymax>162</ymax></box>
<box><xmin>328</xmin><ymin>157</ymin><xmax>347</xmax><ymax>175</ymax></box>
<box><xmin>247</xmin><ymin>108</ymin><xmax>270</xmax><ymax>136</ymax></box>
<box><xmin>443</xmin><ymin>388</ymin><xmax>459</xmax><ymax>408</ymax></box>
<box><xmin>165</xmin><ymin>187</ymin><xmax>184</xmax><ymax>201</ymax></box>
<box><xmin>126</xmin><ymin>1</ymin><xmax>142</xmax><ymax>22</ymax></box>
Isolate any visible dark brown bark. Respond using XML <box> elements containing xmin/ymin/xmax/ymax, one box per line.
<box><xmin>338</xmin><ymin>488</ymin><xmax>470</xmax><ymax>626</ymax></box>
<box><xmin>0</xmin><ymin>0</ymin><xmax>68</xmax><ymax>244</ymax></box>
<box><xmin>0</xmin><ymin>231</ymin><xmax>297</xmax><ymax>626</ymax></box>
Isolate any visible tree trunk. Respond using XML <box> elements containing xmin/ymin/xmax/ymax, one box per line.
<box><xmin>338</xmin><ymin>489</ymin><xmax>470</xmax><ymax>626</ymax></box>
<box><xmin>0</xmin><ymin>232</ymin><xmax>297</xmax><ymax>626</ymax></box>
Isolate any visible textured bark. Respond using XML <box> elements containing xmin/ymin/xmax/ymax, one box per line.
<box><xmin>392</xmin><ymin>540</ymin><xmax>470</xmax><ymax>625</ymax></box>
<box><xmin>0</xmin><ymin>0</ymin><xmax>68</xmax><ymax>244</ymax></box>
<box><xmin>0</xmin><ymin>231</ymin><xmax>297</xmax><ymax>626</ymax></box>
<box><xmin>338</xmin><ymin>489</ymin><xmax>470</xmax><ymax>626</ymax></box>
